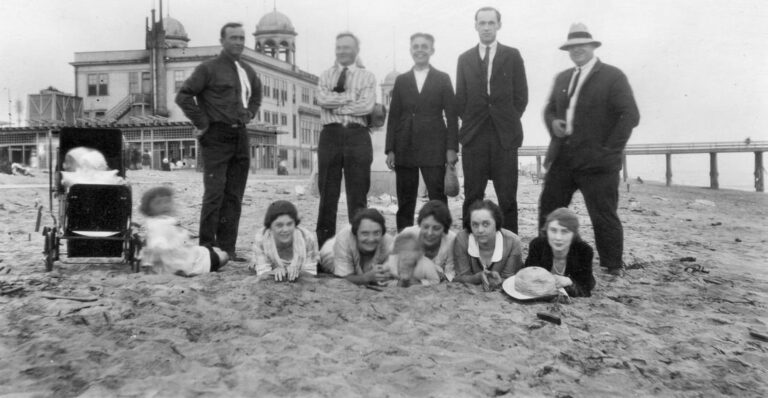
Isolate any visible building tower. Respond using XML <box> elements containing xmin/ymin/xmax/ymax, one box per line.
<box><xmin>253</xmin><ymin>9</ymin><xmax>297</xmax><ymax>65</ymax></box>
<box><xmin>163</xmin><ymin>16</ymin><xmax>190</xmax><ymax>48</ymax></box>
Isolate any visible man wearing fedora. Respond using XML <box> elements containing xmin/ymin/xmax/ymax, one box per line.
<box><xmin>455</xmin><ymin>6</ymin><xmax>528</xmax><ymax>234</ymax></box>
<box><xmin>539</xmin><ymin>23</ymin><xmax>639</xmax><ymax>276</ymax></box>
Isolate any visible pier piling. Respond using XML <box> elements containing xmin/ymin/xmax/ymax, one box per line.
<box><xmin>756</xmin><ymin>151</ymin><xmax>764</xmax><ymax>192</ymax></box>
<box><xmin>709</xmin><ymin>152</ymin><xmax>719</xmax><ymax>189</ymax></box>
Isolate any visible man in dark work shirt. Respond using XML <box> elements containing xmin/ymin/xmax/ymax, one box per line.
<box><xmin>176</xmin><ymin>22</ymin><xmax>262</xmax><ymax>261</ymax></box>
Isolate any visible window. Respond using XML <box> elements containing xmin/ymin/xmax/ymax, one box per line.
<box><xmin>174</xmin><ymin>70</ymin><xmax>186</xmax><ymax>92</ymax></box>
<box><xmin>293</xmin><ymin>150</ymin><xmax>297</xmax><ymax>169</ymax></box>
<box><xmin>301</xmin><ymin>87</ymin><xmax>311</xmax><ymax>104</ymax></box>
<box><xmin>292</xmin><ymin>114</ymin><xmax>297</xmax><ymax>138</ymax></box>
<box><xmin>273</xmin><ymin>87</ymin><xmax>280</xmax><ymax>100</ymax></box>
<box><xmin>272</xmin><ymin>112</ymin><xmax>279</xmax><ymax>125</ymax></box>
<box><xmin>87</xmin><ymin>73</ymin><xmax>109</xmax><ymax>96</ymax></box>
<box><xmin>263</xmin><ymin>76</ymin><xmax>271</xmax><ymax>98</ymax></box>
<box><xmin>255</xmin><ymin>110</ymin><xmax>261</xmax><ymax>121</ymax></box>
<box><xmin>129</xmin><ymin>72</ymin><xmax>139</xmax><ymax>94</ymax></box>
<box><xmin>281</xmin><ymin>113</ymin><xmax>288</xmax><ymax>126</ymax></box>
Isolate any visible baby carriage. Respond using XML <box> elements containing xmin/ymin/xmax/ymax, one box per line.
<box><xmin>41</xmin><ymin>127</ymin><xmax>141</xmax><ymax>272</ymax></box>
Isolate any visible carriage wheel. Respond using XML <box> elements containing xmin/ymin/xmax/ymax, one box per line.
<box><xmin>43</xmin><ymin>228</ymin><xmax>57</xmax><ymax>272</ymax></box>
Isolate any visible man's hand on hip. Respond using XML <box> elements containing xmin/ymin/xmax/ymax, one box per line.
<box><xmin>551</xmin><ymin>119</ymin><xmax>567</xmax><ymax>138</ymax></box>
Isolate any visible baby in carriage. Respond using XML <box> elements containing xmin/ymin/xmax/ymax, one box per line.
<box><xmin>61</xmin><ymin>147</ymin><xmax>125</xmax><ymax>187</ymax></box>
<box><xmin>139</xmin><ymin>186</ymin><xmax>229</xmax><ymax>276</ymax></box>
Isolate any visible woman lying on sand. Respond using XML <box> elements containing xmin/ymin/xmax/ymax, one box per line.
<box><xmin>139</xmin><ymin>186</ymin><xmax>229</xmax><ymax>276</ymax></box>
<box><xmin>249</xmin><ymin>200</ymin><xmax>318</xmax><ymax>282</ymax></box>
<box><xmin>453</xmin><ymin>200</ymin><xmax>523</xmax><ymax>291</ymax></box>
<box><xmin>398</xmin><ymin>200</ymin><xmax>457</xmax><ymax>281</ymax></box>
<box><xmin>524</xmin><ymin>207</ymin><xmax>595</xmax><ymax>297</ymax></box>
<box><xmin>319</xmin><ymin>208</ymin><xmax>393</xmax><ymax>285</ymax></box>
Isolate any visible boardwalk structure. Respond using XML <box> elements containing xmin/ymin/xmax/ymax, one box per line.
<box><xmin>520</xmin><ymin>141</ymin><xmax>768</xmax><ymax>192</ymax></box>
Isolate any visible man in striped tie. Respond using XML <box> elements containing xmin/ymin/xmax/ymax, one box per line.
<box><xmin>540</xmin><ymin>23</ymin><xmax>640</xmax><ymax>276</ymax></box>
<box><xmin>314</xmin><ymin>32</ymin><xmax>377</xmax><ymax>249</ymax></box>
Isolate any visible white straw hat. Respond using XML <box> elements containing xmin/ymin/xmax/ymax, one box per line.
<box><xmin>560</xmin><ymin>23</ymin><xmax>602</xmax><ymax>51</ymax></box>
<box><xmin>503</xmin><ymin>266</ymin><xmax>560</xmax><ymax>301</ymax></box>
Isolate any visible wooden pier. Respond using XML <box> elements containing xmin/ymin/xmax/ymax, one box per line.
<box><xmin>519</xmin><ymin>141</ymin><xmax>768</xmax><ymax>192</ymax></box>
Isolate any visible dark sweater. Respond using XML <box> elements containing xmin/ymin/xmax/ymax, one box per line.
<box><xmin>524</xmin><ymin>237</ymin><xmax>595</xmax><ymax>297</ymax></box>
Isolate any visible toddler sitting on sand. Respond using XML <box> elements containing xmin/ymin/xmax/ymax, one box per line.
<box><xmin>385</xmin><ymin>232</ymin><xmax>442</xmax><ymax>287</ymax></box>
<box><xmin>138</xmin><ymin>186</ymin><xmax>228</xmax><ymax>276</ymax></box>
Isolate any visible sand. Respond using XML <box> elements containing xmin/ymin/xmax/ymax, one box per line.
<box><xmin>0</xmin><ymin>169</ymin><xmax>766</xmax><ymax>397</ymax></box>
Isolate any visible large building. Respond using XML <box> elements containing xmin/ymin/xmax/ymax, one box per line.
<box><xmin>65</xmin><ymin>6</ymin><xmax>322</xmax><ymax>174</ymax></box>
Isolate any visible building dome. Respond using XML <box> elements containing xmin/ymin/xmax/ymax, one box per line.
<box><xmin>383</xmin><ymin>70</ymin><xmax>400</xmax><ymax>86</ymax></box>
<box><xmin>163</xmin><ymin>17</ymin><xmax>189</xmax><ymax>48</ymax></box>
<box><xmin>255</xmin><ymin>10</ymin><xmax>295</xmax><ymax>34</ymax></box>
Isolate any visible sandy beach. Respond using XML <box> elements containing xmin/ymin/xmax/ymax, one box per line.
<box><xmin>0</xmin><ymin>169</ymin><xmax>766</xmax><ymax>397</ymax></box>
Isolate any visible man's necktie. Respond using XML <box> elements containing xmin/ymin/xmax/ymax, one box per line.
<box><xmin>568</xmin><ymin>67</ymin><xmax>581</xmax><ymax>100</ymax></box>
<box><xmin>235</xmin><ymin>60</ymin><xmax>251</xmax><ymax>108</ymax></box>
<box><xmin>482</xmin><ymin>46</ymin><xmax>490</xmax><ymax>83</ymax></box>
<box><xmin>333</xmin><ymin>67</ymin><xmax>348</xmax><ymax>93</ymax></box>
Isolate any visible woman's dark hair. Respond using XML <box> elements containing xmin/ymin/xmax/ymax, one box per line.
<box><xmin>417</xmin><ymin>200</ymin><xmax>452</xmax><ymax>232</ymax></box>
<box><xmin>351</xmin><ymin>208</ymin><xmax>385</xmax><ymax>235</ymax></box>
<box><xmin>542</xmin><ymin>207</ymin><xmax>580</xmax><ymax>239</ymax></box>
<box><xmin>263</xmin><ymin>200</ymin><xmax>300</xmax><ymax>229</ymax></box>
<box><xmin>463</xmin><ymin>199</ymin><xmax>503</xmax><ymax>232</ymax></box>
<box><xmin>139</xmin><ymin>186</ymin><xmax>174</xmax><ymax>217</ymax></box>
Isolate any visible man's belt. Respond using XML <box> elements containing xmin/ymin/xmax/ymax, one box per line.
<box><xmin>210</xmin><ymin>121</ymin><xmax>245</xmax><ymax>128</ymax></box>
<box><xmin>323</xmin><ymin>122</ymin><xmax>366</xmax><ymax>129</ymax></box>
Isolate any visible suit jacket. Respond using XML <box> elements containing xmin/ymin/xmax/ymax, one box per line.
<box><xmin>385</xmin><ymin>67</ymin><xmax>458</xmax><ymax>167</ymax></box>
<box><xmin>544</xmin><ymin>59</ymin><xmax>639</xmax><ymax>172</ymax></box>
<box><xmin>524</xmin><ymin>236</ymin><xmax>595</xmax><ymax>297</ymax></box>
<box><xmin>455</xmin><ymin>43</ymin><xmax>528</xmax><ymax>149</ymax></box>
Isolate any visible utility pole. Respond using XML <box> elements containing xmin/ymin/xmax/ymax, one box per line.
<box><xmin>2</xmin><ymin>88</ymin><xmax>10</xmax><ymax>126</ymax></box>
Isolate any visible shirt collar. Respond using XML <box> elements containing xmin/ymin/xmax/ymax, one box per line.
<box><xmin>575</xmin><ymin>56</ymin><xmax>598</xmax><ymax>74</ymax></box>
<box><xmin>335</xmin><ymin>61</ymin><xmax>359</xmax><ymax>72</ymax></box>
<box><xmin>478</xmin><ymin>41</ymin><xmax>498</xmax><ymax>52</ymax></box>
<box><xmin>219</xmin><ymin>50</ymin><xmax>240</xmax><ymax>63</ymax></box>
<box><xmin>467</xmin><ymin>231</ymin><xmax>503</xmax><ymax>263</ymax></box>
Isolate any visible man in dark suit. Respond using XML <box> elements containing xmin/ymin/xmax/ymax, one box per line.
<box><xmin>456</xmin><ymin>6</ymin><xmax>528</xmax><ymax>234</ymax></box>
<box><xmin>385</xmin><ymin>33</ymin><xmax>459</xmax><ymax>231</ymax></box>
<box><xmin>540</xmin><ymin>23</ymin><xmax>640</xmax><ymax>275</ymax></box>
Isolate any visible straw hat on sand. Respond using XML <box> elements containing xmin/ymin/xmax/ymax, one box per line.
<box><xmin>503</xmin><ymin>266</ymin><xmax>560</xmax><ymax>301</ymax></box>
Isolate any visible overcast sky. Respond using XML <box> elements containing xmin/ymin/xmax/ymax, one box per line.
<box><xmin>1</xmin><ymin>0</ymin><xmax>767</xmax><ymax>145</ymax></box>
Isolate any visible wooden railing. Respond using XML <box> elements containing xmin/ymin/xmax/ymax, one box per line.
<box><xmin>519</xmin><ymin>141</ymin><xmax>767</xmax><ymax>192</ymax></box>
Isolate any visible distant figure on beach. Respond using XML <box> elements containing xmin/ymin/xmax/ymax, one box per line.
<box><xmin>456</xmin><ymin>6</ymin><xmax>528</xmax><ymax>234</ymax></box>
<box><xmin>636</xmin><ymin>176</ymin><xmax>644</xmax><ymax>184</ymax></box>
<box><xmin>315</xmin><ymin>32</ymin><xmax>377</xmax><ymax>248</ymax></box>
<box><xmin>453</xmin><ymin>200</ymin><xmax>523</xmax><ymax>291</ymax></box>
<box><xmin>539</xmin><ymin>23</ymin><xmax>639</xmax><ymax>276</ymax></box>
<box><xmin>141</xmin><ymin>149</ymin><xmax>152</xmax><ymax>170</ymax></box>
<box><xmin>175</xmin><ymin>22</ymin><xmax>262</xmax><ymax>261</ymax></box>
<box><xmin>524</xmin><ymin>208</ymin><xmax>595</xmax><ymax>297</ymax></box>
<box><xmin>319</xmin><ymin>208</ymin><xmax>393</xmax><ymax>285</ymax></box>
<box><xmin>745</xmin><ymin>137</ymin><xmax>751</xmax><ymax>145</ymax></box>
<box><xmin>385</xmin><ymin>32</ymin><xmax>458</xmax><ymax>231</ymax></box>
<box><xmin>398</xmin><ymin>200</ymin><xmax>457</xmax><ymax>281</ymax></box>
<box><xmin>139</xmin><ymin>186</ymin><xmax>229</xmax><ymax>276</ymax></box>
<box><xmin>249</xmin><ymin>200</ymin><xmax>318</xmax><ymax>282</ymax></box>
